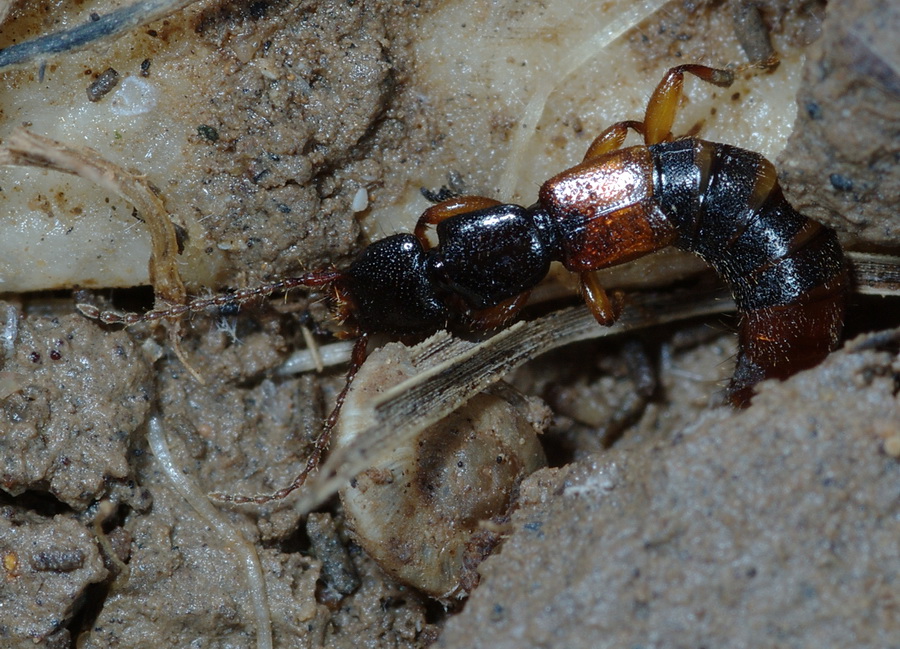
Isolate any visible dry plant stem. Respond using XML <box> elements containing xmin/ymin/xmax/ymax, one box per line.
<box><xmin>147</xmin><ymin>414</ymin><xmax>273</xmax><ymax>649</ymax></box>
<box><xmin>0</xmin><ymin>0</ymin><xmax>203</xmax><ymax>71</ymax></box>
<box><xmin>0</xmin><ymin>128</ymin><xmax>201</xmax><ymax>380</ymax></box>
<box><xmin>0</xmin><ymin>128</ymin><xmax>185</xmax><ymax>305</ymax></box>
<box><xmin>299</xmin><ymin>324</ymin><xmax>324</xmax><ymax>373</ymax></box>
<box><xmin>848</xmin><ymin>252</ymin><xmax>900</xmax><ymax>296</ymax></box>
<box><xmin>92</xmin><ymin>500</ymin><xmax>131</xmax><ymax>588</ymax></box>
<box><xmin>167</xmin><ymin>323</ymin><xmax>205</xmax><ymax>384</ymax></box>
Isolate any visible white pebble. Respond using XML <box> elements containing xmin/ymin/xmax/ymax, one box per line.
<box><xmin>110</xmin><ymin>76</ymin><xmax>157</xmax><ymax>116</ymax></box>
<box><xmin>351</xmin><ymin>187</ymin><xmax>369</xmax><ymax>212</ymax></box>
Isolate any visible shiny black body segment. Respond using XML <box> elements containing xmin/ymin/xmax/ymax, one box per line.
<box><xmin>649</xmin><ymin>138</ymin><xmax>845</xmax><ymax>312</ymax></box>
<box><xmin>431</xmin><ymin>204</ymin><xmax>560</xmax><ymax>310</ymax></box>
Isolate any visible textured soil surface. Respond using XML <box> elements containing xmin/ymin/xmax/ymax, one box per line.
<box><xmin>778</xmin><ymin>0</ymin><xmax>900</xmax><ymax>244</ymax></box>
<box><xmin>1</xmin><ymin>0</ymin><xmax>898</xmax><ymax>648</ymax></box>
<box><xmin>440</xmin><ymin>331</ymin><xmax>900</xmax><ymax>649</ymax></box>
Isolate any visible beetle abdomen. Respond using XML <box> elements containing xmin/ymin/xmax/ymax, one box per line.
<box><xmin>651</xmin><ymin>138</ymin><xmax>846</xmax><ymax>405</ymax></box>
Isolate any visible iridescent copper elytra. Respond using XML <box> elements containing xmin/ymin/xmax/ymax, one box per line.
<box><xmin>83</xmin><ymin>64</ymin><xmax>846</xmax><ymax>502</ymax></box>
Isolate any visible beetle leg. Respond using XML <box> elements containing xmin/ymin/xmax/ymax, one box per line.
<box><xmin>414</xmin><ymin>195</ymin><xmax>501</xmax><ymax>250</ymax></box>
<box><xmin>582</xmin><ymin>120</ymin><xmax>644</xmax><ymax>161</ymax></box>
<box><xmin>579</xmin><ymin>272</ymin><xmax>624</xmax><ymax>326</ymax></box>
<box><xmin>644</xmin><ymin>64</ymin><xmax>734</xmax><ymax>145</ymax></box>
<box><xmin>210</xmin><ymin>333</ymin><xmax>370</xmax><ymax>505</ymax></box>
<box><xmin>466</xmin><ymin>291</ymin><xmax>531</xmax><ymax>331</ymax></box>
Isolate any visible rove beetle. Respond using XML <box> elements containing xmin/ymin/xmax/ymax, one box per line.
<box><xmin>338</xmin><ymin>64</ymin><xmax>846</xmax><ymax>407</ymax></box>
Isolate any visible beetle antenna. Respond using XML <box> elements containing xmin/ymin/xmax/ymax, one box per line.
<box><xmin>76</xmin><ymin>269</ymin><xmax>343</xmax><ymax>326</ymax></box>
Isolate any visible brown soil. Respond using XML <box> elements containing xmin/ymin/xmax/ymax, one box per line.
<box><xmin>1</xmin><ymin>0</ymin><xmax>898</xmax><ymax>648</ymax></box>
